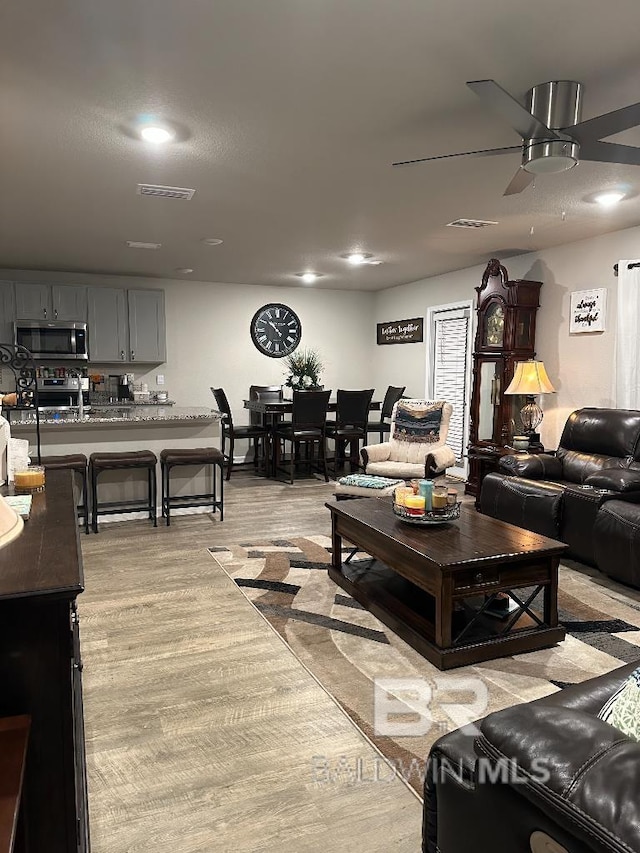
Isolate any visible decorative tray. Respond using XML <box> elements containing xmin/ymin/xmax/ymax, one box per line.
<box><xmin>392</xmin><ymin>501</ymin><xmax>461</xmax><ymax>526</ymax></box>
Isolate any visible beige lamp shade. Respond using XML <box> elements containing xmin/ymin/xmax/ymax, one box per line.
<box><xmin>0</xmin><ymin>494</ymin><xmax>23</xmax><ymax>549</ymax></box>
<box><xmin>505</xmin><ymin>360</ymin><xmax>556</xmax><ymax>395</ymax></box>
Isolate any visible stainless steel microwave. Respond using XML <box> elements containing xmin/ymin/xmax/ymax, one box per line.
<box><xmin>15</xmin><ymin>320</ymin><xmax>88</xmax><ymax>360</ymax></box>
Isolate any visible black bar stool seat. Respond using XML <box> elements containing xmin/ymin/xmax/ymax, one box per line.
<box><xmin>40</xmin><ymin>453</ymin><xmax>90</xmax><ymax>534</ymax></box>
<box><xmin>89</xmin><ymin>450</ymin><xmax>157</xmax><ymax>533</ymax></box>
<box><xmin>160</xmin><ymin>447</ymin><xmax>224</xmax><ymax>526</ymax></box>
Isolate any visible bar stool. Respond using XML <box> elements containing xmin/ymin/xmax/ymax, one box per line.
<box><xmin>40</xmin><ymin>454</ymin><xmax>90</xmax><ymax>534</ymax></box>
<box><xmin>89</xmin><ymin>450</ymin><xmax>157</xmax><ymax>533</ymax></box>
<box><xmin>160</xmin><ymin>447</ymin><xmax>224</xmax><ymax>526</ymax></box>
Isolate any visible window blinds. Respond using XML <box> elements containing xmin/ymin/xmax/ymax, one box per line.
<box><xmin>432</xmin><ymin>312</ymin><xmax>470</xmax><ymax>463</ymax></box>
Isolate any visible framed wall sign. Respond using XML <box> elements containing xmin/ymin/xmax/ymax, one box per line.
<box><xmin>569</xmin><ymin>288</ymin><xmax>607</xmax><ymax>334</ymax></box>
<box><xmin>377</xmin><ymin>317</ymin><xmax>424</xmax><ymax>345</ymax></box>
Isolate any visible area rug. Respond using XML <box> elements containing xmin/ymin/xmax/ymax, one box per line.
<box><xmin>208</xmin><ymin>536</ymin><xmax>640</xmax><ymax>795</ymax></box>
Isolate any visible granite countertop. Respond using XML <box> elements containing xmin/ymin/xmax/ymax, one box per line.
<box><xmin>10</xmin><ymin>406</ymin><xmax>221</xmax><ymax>428</ymax></box>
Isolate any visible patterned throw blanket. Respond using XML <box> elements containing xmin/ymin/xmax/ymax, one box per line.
<box><xmin>393</xmin><ymin>400</ymin><xmax>444</xmax><ymax>444</ymax></box>
<box><xmin>338</xmin><ymin>474</ymin><xmax>405</xmax><ymax>489</ymax></box>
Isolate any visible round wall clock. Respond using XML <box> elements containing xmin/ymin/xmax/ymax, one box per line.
<box><xmin>250</xmin><ymin>303</ymin><xmax>302</xmax><ymax>358</ymax></box>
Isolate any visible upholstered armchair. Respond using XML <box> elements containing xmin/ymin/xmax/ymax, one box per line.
<box><xmin>360</xmin><ymin>399</ymin><xmax>456</xmax><ymax>479</ymax></box>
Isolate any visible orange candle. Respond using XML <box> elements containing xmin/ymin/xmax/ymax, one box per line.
<box><xmin>14</xmin><ymin>466</ymin><xmax>45</xmax><ymax>491</ymax></box>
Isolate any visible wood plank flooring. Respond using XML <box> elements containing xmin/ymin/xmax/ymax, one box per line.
<box><xmin>79</xmin><ymin>473</ymin><xmax>423</xmax><ymax>852</ymax></box>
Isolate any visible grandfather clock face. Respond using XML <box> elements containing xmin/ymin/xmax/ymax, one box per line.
<box><xmin>483</xmin><ymin>302</ymin><xmax>505</xmax><ymax>347</ymax></box>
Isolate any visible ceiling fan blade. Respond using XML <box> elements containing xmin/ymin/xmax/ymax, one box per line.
<box><xmin>503</xmin><ymin>168</ymin><xmax>535</xmax><ymax>196</ymax></box>
<box><xmin>392</xmin><ymin>144</ymin><xmax>520</xmax><ymax>167</ymax></box>
<box><xmin>580</xmin><ymin>139</ymin><xmax>640</xmax><ymax>166</ymax></box>
<box><xmin>467</xmin><ymin>79</ymin><xmax>559</xmax><ymax>141</ymax></box>
<box><xmin>568</xmin><ymin>102</ymin><xmax>640</xmax><ymax>142</ymax></box>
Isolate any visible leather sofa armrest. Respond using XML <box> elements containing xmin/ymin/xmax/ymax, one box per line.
<box><xmin>530</xmin><ymin>661</ymin><xmax>640</xmax><ymax>716</ymax></box>
<box><xmin>499</xmin><ymin>452</ymin><xmax>563</xmax><ymax>479</ymax></box>
<box><xmin>360</xmin><ymin>443</ymin><xmax>391</xmax><ymax>466</ymax></box>
<box><xmin>477</xmin><ymin>704</ymin><xmax>640</xmax><ymax>851</ymax></box>
<box><xmin>585</xmin><ymin>468</ymin><xmax>640</xmax><ymax>494</ymax></box>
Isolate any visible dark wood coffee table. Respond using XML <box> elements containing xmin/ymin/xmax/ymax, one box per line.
<box><xmin>326</xmin><ymin>498</ymin><xmax>567</xmax><ymax>669</ymax></box>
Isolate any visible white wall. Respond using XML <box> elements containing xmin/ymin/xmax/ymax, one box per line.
<box><xmin>0</xmin><ymin>269</ymin><xmax>375</xmax><ymax>422</ymax></box>
<box><xmin>373</xmin><ymin>224</ymin><xmax>640</xmax><ymax>448</ymax></box>
<box><xmin>5</xmin><ymin>220</ymin><xmax>640</xmax><ymax>450</ymax></box>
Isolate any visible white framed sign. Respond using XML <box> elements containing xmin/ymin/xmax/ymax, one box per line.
<box><xmin>569</xmin><ymin>288</ymin><xmax>607</xmax><ymax>333</ymax></box>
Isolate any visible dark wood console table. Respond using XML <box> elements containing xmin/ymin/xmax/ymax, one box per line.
<box><xmin>0</xmin><ymin>470</ymin><xmax>90</xmax><ymax>853</ymax></box>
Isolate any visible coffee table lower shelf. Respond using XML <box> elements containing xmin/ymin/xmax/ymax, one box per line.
<box><xmin>328</xmin><ymin>560</ymin><xmax>566</xmax><ymax>670</ymax></box>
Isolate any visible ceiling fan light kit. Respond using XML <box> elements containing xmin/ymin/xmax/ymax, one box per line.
<box><xmin>394</xmin><ymin>78</ymin><xmax>640</xmax><ymax>195</ymax></box>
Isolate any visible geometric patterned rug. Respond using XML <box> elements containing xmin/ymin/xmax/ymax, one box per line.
<box><xmin>209</xmin><ymin>536</ymin><xmax>640</xmax><ymax>795</ymax></box>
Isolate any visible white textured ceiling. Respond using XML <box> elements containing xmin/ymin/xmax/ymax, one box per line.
<box><xmin>2</xmin><ymin>0</ymin><xmax>640</xmax><ymax>291</ymax></box>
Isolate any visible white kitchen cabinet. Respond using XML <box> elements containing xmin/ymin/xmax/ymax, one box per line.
<box><xmin>87</xmin><ymin>286</ymin><xmax>166</xmax><ymax>363</ymax></box>
<box><xmin>14</xmin><ymin>282</ymin><xmax>87</xmax><ymax>322</ymax></box>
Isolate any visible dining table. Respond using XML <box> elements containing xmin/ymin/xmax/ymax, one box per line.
<box><xmin>243</xmin><ymin>396</ymin><xmax>382</xmax><ymax>477</ymax></box>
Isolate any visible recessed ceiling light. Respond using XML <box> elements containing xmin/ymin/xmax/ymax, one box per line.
<box><xmin>202</xmin><ymin>237</ymin><xmax>224</xmax><ymax>246</ymax></box>
<box><xmin>140</xmin><ymin>125</ymin><xmax>175</xmax><ymax>144</ymax></box>
<box><xmin>296</xmin><ymin>272</ymin><xmax>323</xmax><ymax>284</ymax></box>
<box><xmin>344</xmin><ymin>252</ymin><xmax>371</xmax><ymax>265</ymax></box>
<box><xmin>594</xmin><ymin>191</ymin><xmax>625</xmax><ymax>208</ymax></box>
<box><xmin>126</xmin><ymin>240</ymin><xmax>161</xmax><ymax>249</ymax></box>
<box><xmin>176</xmin><ymin>268</ymin><xmax>194</xmax><ymax>274</ymax></box>
<box><xmin>340</xmin><ymin>252</ymin><xmax>382</xmax><ymax>266</ymax></box>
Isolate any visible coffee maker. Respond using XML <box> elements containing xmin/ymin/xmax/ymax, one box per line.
<box><xmin>117</xmin><ymin>374</ymin><xmax>134</xmax><ymax>401</ymax></box>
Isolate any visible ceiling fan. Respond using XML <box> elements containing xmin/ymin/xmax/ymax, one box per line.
<box><xmin>393</xmin><ymin>79</ymin><xmax>640</xmax><ymax>195</ymax></box>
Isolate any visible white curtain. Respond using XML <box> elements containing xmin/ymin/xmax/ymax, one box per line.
<box><xmin>616</xmin><ymin>260</ymin><xmax>640</xmax><ymax>408</ymax></box>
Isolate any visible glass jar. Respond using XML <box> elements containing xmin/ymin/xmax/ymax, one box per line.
<box><xmin>432</xmin><ymin>485</ymin><xmax>448</xmax><ymax>511</ymax></box>
<box><xmin>14</xmin><ymin>465</ymin><xmax>46</xmax><ymax>492</ymax></box>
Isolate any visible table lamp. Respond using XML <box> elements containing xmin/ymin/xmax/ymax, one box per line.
<box><xmin>504</xmin><ymin>360</ymin><xmax>556</xmax><ymax>448</ymax></box>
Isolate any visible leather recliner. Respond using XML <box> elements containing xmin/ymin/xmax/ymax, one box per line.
<box><xmin>480</xmin><ymin>408</ymin><xmax>640</xmax><ymax>574</ymax></box>
<box><xmin>424</xmin><ymin>661</ymin><xmax>640</xmax><ymax>853</ymax></box>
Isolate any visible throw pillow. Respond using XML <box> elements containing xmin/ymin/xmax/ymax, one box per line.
<box><xmin>598</xmin><ymin>667</ymin><xmax>640</xmax><ymax>742</ymax></box>
<box><xmin>393</xmin><ymin>400</ymin><xmax>444</xmax><ymax>444</ymax></box>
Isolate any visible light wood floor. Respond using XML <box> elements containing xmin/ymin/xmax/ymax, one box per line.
<box><xmin>79</xmin><ymin>472</ymin><xmax>423</xmax><ymax>853</ymax></box>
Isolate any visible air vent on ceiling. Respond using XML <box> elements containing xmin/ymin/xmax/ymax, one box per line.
<box><xmin>126</xmin><ymin>241</ymin><xmax>162</xmax><ymax>249</ymax></box>
<box><xmin>136</xmin><ymin>183</ymin><xmax>196</xmax><ymax>200</ymax></box>
<box><xmin>446</xmin><ymin>218</ymin><xmax>498</xmax><ymax>228</ymax></box>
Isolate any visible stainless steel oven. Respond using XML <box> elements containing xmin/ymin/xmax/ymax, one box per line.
<box><xmin>15</xmin><ymin>320</ymin><xmax>88</xmax><ymax>360</ymax></box>
<box><xmin>37</xmin><ymin>377</ymin><xmax>90</xmax><ymax>412</ymax></box>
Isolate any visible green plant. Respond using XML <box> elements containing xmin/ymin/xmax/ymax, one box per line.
<box><xmin>283</xmin><ymin>348</ymin><xmax>324</xmax><ymax>390</ymax></box>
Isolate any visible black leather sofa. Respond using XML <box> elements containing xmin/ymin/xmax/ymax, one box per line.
<box><xmin>480</xmin><ymin>408</ymin><xmax>640</xmax><ymax>585</ymax></box>
<box><xmin>424</xmin><ymin>661</ymin><xmax>640</xmax><ymax>853</ymax></box>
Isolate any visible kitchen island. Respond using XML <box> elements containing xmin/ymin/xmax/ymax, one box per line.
<box><xmin>9</xmin><ymin>407</ymin><xmax>223</xmax><ymax>522</ymax></box>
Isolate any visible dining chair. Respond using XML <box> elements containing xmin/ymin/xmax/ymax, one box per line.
<box><xmin>366</xmin><ymin>385</ymin><xmax>406</xmax><ymax>443</ymax></box>
<box><xmin>248</xmin><ymin>385</ymin><xmax>283</xmax><ymax>425</ymax></box>
<box><xmin>249</xmin><ymin>384</ymin><xmax>285</xmax><ymax>475</ymax></box>
<box><xmin>272</xmin><ymin>389</ymin><xmax>331</xmax><ymax>484</ymax></box>
<box><xmin>211</xmin><ymin>387</ymin><xmax>269</xmax><ymax>480</ymax></box>
<box><xmin>326</xmin><ymin>389</ymin><xmax>375</xmax><ymax>477</ymax></box>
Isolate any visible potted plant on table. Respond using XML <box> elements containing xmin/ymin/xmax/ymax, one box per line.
<box><xmin>283</xmin><ymin>348</ymin><xmax>324</xmax><ymax>391</ymax></box>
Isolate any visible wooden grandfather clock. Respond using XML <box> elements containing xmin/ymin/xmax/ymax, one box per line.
<box><xmin>465</xmin><ymin>258</ymin><xmax>542</xmax><ymax>501</ymax></box>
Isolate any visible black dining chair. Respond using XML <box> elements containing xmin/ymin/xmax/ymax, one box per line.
<box><xmin>211</xmin><ymin>387</ymin><xmax>269</xmax><ymax>480</ymax></box>
<box><xmin>249</xmin><ymin>384</ymin><xmax>284</xmax><ymax>475</ymax></box>
<box><xmin>326</xmin><ymin>389</ymin><xmax>375</xmax><ymax>477</ymax></box>
<box><xmin>248</xmin><ymin>385</ymin><xmax>283</xmax><ymax>425</ymax></box>
<box><xmin>367</xmin><ymin>385</ymin><xmax>406</xmax><ymax>444</ymax></box>
<box><xmin>272</xmin><ymin>389</ymin><xmax>331</xmax><ymax>484</ymax></box>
